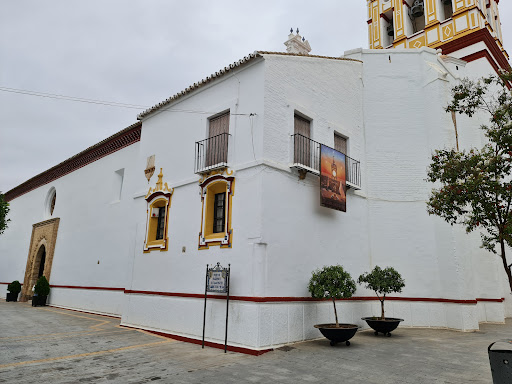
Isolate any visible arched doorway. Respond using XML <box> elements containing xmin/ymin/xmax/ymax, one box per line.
<box><xmin>36</xmin><ymin>245</ymin><xmax>46</xmax><ymax>280</ymax></box>
<box><xmin>20</xmin><ymin>218</ymin><xmax>60</xmax><ymax>302</ymax></box>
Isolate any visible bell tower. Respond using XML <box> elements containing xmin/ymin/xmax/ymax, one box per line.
<box><xmin>367</xmin><ymin>0</ymin><xmax>509</xmax><ymax>71</ymax></box>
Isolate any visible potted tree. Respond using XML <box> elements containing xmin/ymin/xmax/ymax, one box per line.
<box><xmin>6</xmin><ymin>280</ymin><xmax>21</xmax><ymax>302</ymax></box>
<box><xmin>32</xmin><ymin>276</ymin><xmax>50</xmax><ymax>307</ymax></box>
<box><xmin>308</xmin><ymin>265</ymin><xmax>358</xmax><ymax>346</ymax></box>
<box><xmin>358</xmin><ymin>266</ymin><xmax>405</xmax><ymax>336</ymax></box>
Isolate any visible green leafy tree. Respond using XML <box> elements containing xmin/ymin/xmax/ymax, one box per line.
<box><xmin>0</xmin><ymin>192</ymin><xmax>10</xmax><ymax>235</ymax></box>
<box><xmin>358</xmin><ymin>266</ymin><xmax>405</xmax><ymax>319</ymax></box>
<box><xmin>308</xmin><ymin>265</ymin><xmax>356</xmax><ymax>327</ymax></box>
<box><xmin>7</xmin><ymin>280</ymin><xmax>21</xmax><ymax>295</ymax></box>
<box><xmin>34</xmin><ymin>276</ymin><xmax>50</xmax><ymax>297</ymax></box>
<box><xmin>426</xmin><ymin>71</ymin><xmax>512</xmax><ymax>293</ymax></box>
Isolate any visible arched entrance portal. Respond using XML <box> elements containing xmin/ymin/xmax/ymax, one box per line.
<box><xmin>20</xmin><ymin>218</ymin><xmax>60</xmax><ymax>302</ymax></box>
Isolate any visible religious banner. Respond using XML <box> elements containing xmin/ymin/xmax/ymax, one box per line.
<box><xmin>320</xmin><ymin>144</ymin><xmax>347</xmax><ymax>212</ymax></box>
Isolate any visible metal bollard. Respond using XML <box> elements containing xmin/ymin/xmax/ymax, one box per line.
<box><xmin>488</xmin><ymin>340</ymin><xmax>512</xmax><ymax>384</ymax></box>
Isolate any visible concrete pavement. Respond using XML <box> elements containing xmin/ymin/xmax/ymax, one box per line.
<box><xmin>0</xmin><ymin>300</ymin><xmax>509</xmax><ymax>383</ymax></box>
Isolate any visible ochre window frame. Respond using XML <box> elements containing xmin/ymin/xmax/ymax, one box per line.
<box><xmin>198</xmin><ymin>174</ymin><xmax>235</xmax><ymax>249</ymax></box>
<box><xmin>144</xmin><ymin>168</ymin><xmax>173</xmax><ymax>253</ymax></box>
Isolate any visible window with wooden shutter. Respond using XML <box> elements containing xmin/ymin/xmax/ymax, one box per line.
<box><xmin>334</xmin><ymin>134</ymin><xmax>347</xmax><ymax>154</ymax></box>
<box><xmin>206</xmin><ymin>112</ymin><xmax>230</xmax><ymax>166</ymax></box>
<box><xmin>294</xmin><ymin>114</ymin><xmax>311</xmax><ymax>166</ymax></box>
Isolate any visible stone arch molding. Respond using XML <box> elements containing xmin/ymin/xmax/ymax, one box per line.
<box><xmin>21</xmin><ymin>218</ymin><xmax>60</xmax><ymax>301</ymax></box>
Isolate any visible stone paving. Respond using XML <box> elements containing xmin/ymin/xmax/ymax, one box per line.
<box><xmin>0</xmin><ymin>300</ymin><xmax>509</xmax><ymax>383</ymax></box>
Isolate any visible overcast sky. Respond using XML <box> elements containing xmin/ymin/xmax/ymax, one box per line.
<box><xmin>1</xmin><ymin>1</ymin><xmax>511</xmax><ymax>192</ymax></box>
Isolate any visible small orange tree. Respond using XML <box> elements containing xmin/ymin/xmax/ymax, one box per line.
<box><xmin>308</xmin><ymin>265</ymin><xmax>356</xmax><ymax>327</ymax></box>
<box><xmin>358</xmin><ymin>266</ymin><xmax>405</xmax><ymax>320</ymax></box>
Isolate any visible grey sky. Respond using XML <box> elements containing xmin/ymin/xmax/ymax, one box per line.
<box><xmin>0</xmin><ymin>1</ymin><xmax>510</xmax><ymax>192</ymax></box>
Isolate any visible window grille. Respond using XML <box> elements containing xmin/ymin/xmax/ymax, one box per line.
<box><xmin>156</xmin><ymin>207</ymin><xmax>166</xmax><ymax>240</ymax></box>
<box><xmin>213</xmin><ymin>193</ymin><xmax>226</xmax><ymax>234</ymax></box>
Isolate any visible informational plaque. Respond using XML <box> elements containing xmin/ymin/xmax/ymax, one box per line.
<box><xmin>202</xmin><ymin>262</ymin><xmax>231</xmax><ymax>352</ymax></box>
<box><xmin>207</xmin><ymin>267</ymin><xmax>228</xmax><ymax>293</ymax></box>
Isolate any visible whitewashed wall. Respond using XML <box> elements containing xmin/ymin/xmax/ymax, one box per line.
<box><xmin>121</xmin><ymin>59</ymin><xmax>268</xmax><ymax>346</ymax></box>
<box><xmin>343</xmin><ymin>47</ymin><xmax>508</xmax><ymax>328</ymax></box>
<box><xmin>0</xmin><ymin>142</ymin><xmax>140</xmax><ymax>316</ymax></box>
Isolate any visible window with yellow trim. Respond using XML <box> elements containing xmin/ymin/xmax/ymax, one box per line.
<box><xmin>147</xmin><ymin>199</ymin><xmax>168</xmax><ymax>246</ymax></box>
<box><xmin>144</xmin><ymin>168</ymin><xmax>173</xmax><ymax>253</ymax></box>
<box><xmin>199</xmin><ymin>175</ymin><xmax>234</xmax><ymax>249</ymax></box>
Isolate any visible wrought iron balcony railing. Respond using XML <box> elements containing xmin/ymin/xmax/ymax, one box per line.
<box><xmin>292</xmin><ymin>133</ymin><xmax>361</xmax><ymax>189</ymax></box>
<box><xmin>195</xmin><ymin>133</ymin><xmax>230</xmax><ymax>174</ymax></box>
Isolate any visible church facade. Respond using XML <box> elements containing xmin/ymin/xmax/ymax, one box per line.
<box><xmin>1</xmin><ymin>0</ymin><xmax>510</xmax><ymax>353</ymax></box>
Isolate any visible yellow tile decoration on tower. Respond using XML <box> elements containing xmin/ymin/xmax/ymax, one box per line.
<box><xmin>367</xmin><ymin>0</ymin><xmax>507</xmax><ymax>58</ymax></box>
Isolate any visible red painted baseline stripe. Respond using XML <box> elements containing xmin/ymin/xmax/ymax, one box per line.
<box><xmin>475</xmin><ymin>297</ymin><xmax>505</xmax><ymax>303</ymax></box>
<box><xmin>50</xmin><ymin>284</ymin><xmax>124</xmax><ymax>291</ymax></box>
<box><xmin>8</xmin><ymin>284</ymin><xmax>499</xmax><ymax>305</ymax></box>
<box><xmin>124</xmin><ymin>289</ymin><xmax>481</xmax><ymax>304</ymax></box>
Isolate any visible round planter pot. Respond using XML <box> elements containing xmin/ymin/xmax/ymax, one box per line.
<box><xmin>314</xmin><ymin>323</ymin><xmax>359</xmax><ymax>346</ymax></box>
<box><xmin>361</xmin><ymin>317</ymin><xmax>404</xmax><ymax>336</ymax></box>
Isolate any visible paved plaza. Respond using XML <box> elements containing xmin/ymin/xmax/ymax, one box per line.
<box><xmin>0</xmin><ymin>300</ymin><xmax>509</xmax><ymax>383</ymax></box>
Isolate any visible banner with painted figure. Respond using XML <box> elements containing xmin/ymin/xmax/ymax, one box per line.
<box><xmin>320</xmin><ymin>144</ymin><xmax>346</xmax><ymax>212</ymax></box>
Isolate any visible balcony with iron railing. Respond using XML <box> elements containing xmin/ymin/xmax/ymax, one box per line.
<box><xmin>291</xmin><ymin>133</ymin><xmax>361</xmax><ymax>189</ymax></box>
<box><xmin>195</xmin><ymin>133</ymin><xmax>230</xmax><ymax>174</ymax></box>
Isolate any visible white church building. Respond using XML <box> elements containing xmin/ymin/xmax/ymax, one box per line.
<box><xmin>1</xmin><ymin>0</ymin><xmax>510</xmax><ymax>353</ymax></box>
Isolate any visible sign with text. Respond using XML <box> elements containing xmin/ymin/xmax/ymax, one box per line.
<box><xmin>203</xmin><ymin>262</ymin><xmax>231</xmax><ymax>352</ymax></box>
<box><xmin>207</xmin><ymin>265</ymin><xmax>229</xmax><ymax>293</ymax></box>
<box><xmin>320</xmin><ymin>144</ymin><xmax>347</xmax><ymax>212</ymax></box>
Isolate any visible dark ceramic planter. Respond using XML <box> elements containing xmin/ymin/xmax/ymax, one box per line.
<box><xmin>6</xmin><ymin>292</ymin><xmax>19</xmax><ymax>302</ymax></box>
<box><xmin>32</xmin><ymin>295</ymin><xmax>47</xmax><ymax>307</ymax></box>
<box><xmin>362</xmin><ymin>317</ymin><xmax>404</xmax><ymax>336</ymax></box>
<box><xmin>314</xmin><ymin>323</ymin><xmax>359</xmax><ymax>346</ymax></box>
